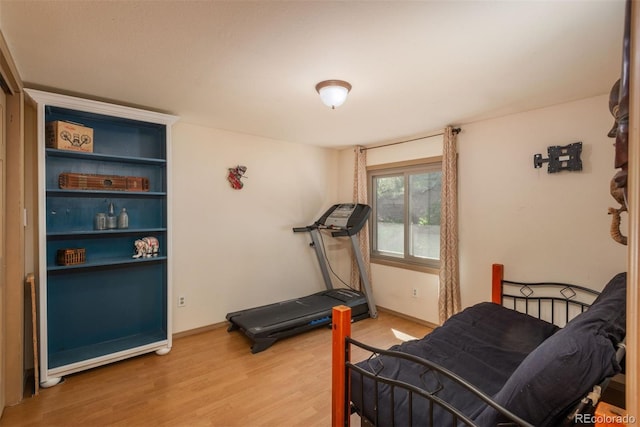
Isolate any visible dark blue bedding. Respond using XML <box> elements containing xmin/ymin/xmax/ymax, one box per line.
<box><xmin>475</xmin><ymin>272</ymin><xmax>626</xmax><ymax>427</ymax></box>
<box><xmin>350</xmin><ymin>273</ymin><xmax>626</xmax><ymax>427</ymax></box>
<box><xmin>351</xmin><ymin>302</ymin><xmax>559</xmax><ymax>426</ymax></box>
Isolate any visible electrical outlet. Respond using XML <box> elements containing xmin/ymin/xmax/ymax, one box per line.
<box><xmin>178</xmin><ymin>295</ymin><xmax>186</xmax><ymax>307</ymax></box>
<box><xmin>412</xmin><ymin>288</ymin><xmax>418</xmax><ymax>298</ymax></box>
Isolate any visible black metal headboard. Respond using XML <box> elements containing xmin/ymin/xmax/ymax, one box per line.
<box><xmin>499</xmin><ymin>279</ymin><xmax>600</xmax><ymax>328</ymax></box>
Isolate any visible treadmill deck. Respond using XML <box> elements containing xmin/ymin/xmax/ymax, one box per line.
<box><xmin>226</xmin><ymin>289</ymin><xmax>369</xmax><ymax>353</ymax></box>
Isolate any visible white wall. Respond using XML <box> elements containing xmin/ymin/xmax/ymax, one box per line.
<box><xmin>171</xmin><ymin>123</ymin><xmax>338</xmax><ymax>333</ymax></box>
<box><xmin>158</xmin><ymin>93</ymin><xmax>629</xmax><ymax>333</ymax></box>
<box><xmin>459</xmin><ymin>94</ymin><xmax>627</xmax><ymax>307</ymax></box>
<box><xmin>337</xmin><ymin>94</ymin><xmax>627</xmax><ymax>325</ymax></box>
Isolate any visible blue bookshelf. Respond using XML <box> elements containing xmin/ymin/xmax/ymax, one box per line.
<box><xmin>27</xmin><ymin>89</ymin><xmax>178</xmax><ymax>387</ymax></box>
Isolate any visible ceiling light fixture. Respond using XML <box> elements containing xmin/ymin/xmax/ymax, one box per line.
<box><xmin>315</xmin><ymin>80</ymin><xmax>352</xmax><ymax>109</ymax></box>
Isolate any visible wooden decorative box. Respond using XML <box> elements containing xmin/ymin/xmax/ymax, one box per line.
<box><xmin>46</xmin><ymin>121</ymin><xmax>94</xmax><ymax>152</ymax></box>
<box><xmin>56</xmin><ymin>248</ymin><xmax>86</xmax><ymax>266</ymax></box>
<box><xmin>59</xmin><ymin>173</ymin><xmax>149</xmax><ymax>192</ymax></box>
<box><xmin>125</xmin><ymin>176</ymin><xmax>150</xmax><ymax>192</ymax></box>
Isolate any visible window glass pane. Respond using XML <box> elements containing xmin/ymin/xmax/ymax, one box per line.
<box><xmin>409</xmin><ymin>171</ymin><xmax>441</xmax><ymax>260</ymax></box>
<box><xmin>375</xmin><ymin>175</ymin><xmax>404</xmax><ymax>256</ymax></box>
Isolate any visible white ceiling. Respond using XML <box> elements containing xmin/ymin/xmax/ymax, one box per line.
<box><xmin>0</xmin><ymin>0</ymin><xmax>626</xmax><ymax>148</ymax></box>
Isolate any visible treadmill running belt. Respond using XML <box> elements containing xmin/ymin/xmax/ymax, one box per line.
<box><xmin>226</xmin><ymin>289</ymin><xmax>368</xmax><ymax>353</ymax></box>
<box><xmin>235</xmin><ymin>294</ymin><xmax>339</xmax><ymax>329</ymax></box>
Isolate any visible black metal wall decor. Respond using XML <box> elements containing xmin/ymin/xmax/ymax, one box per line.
<box><xmin>533</xmin><ymin>142</ymin><xmax>583</xmax><ymax>173</ymax></box>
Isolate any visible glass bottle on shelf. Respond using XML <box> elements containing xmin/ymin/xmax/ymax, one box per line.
<box><xmin>117</xmin><ymin>208</ymin><xmax>129</xmax><ymax>229</ymax></box>
<box><xmin>107</xmin><ymin>202</ymin><xmax>117</xmax><ymax>229</ymax></box>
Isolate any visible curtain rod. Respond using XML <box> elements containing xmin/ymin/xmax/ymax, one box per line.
<box><xmin>360</xmin><ymin>127</ymin><xmax>461</xmax><ymax>152</ymax></box>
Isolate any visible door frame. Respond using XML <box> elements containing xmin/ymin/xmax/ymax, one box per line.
<box><xmin>0</xmin><ymin>28</ymin><xmax>25</xmax><ymax>411</ymax></box>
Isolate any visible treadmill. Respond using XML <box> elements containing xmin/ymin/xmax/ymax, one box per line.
<box><xmin>226</xmin><ymin>203</ymin><xmax>377</xmax><ymax>353</ymax></box>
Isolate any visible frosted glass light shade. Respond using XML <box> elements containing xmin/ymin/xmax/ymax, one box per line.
<box><xmin>315</xmin><ymin>80</ymin><xmax>352</xmax><ymax>109</ymax></box>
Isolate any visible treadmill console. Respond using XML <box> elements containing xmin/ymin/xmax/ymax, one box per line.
<box><xmin>316</xmin><ymin>203</ymin><xmax>371</xmax><ymax>236</ymax></box>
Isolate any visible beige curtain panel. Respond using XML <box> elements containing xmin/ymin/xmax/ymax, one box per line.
<box><xmin>438</xmin><ymin>126</ymin><xmax>461</xmax><ymax>324</ymax></box>
<box><xmin>351</xmin><ymin>146</ymin><xmax>371</xmax><ymax>290</ymax></box>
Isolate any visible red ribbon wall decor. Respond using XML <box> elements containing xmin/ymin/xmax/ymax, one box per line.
<box><xmin>227</xmin><ymin>165</ymin><xmax>247</xmax><ymax>190</ymax></box>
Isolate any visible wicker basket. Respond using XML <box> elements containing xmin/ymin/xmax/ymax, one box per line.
<box><xmin>56</xmin><ymin>248</ymin><xmax>86</xmax><ymax>266</ymax></box>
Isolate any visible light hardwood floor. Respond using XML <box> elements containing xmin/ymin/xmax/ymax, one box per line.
<box><xmin>0</xmin><ymin>311</ymin><xmax>432</xmax><ymax>427</ymax></box>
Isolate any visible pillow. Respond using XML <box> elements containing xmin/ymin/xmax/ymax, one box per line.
<box><xmin>473</xmin><ymin>327</ymin><xmax>620</xmax><ymax>427</ymax></box>
<box><xmin>565</xmin><ymin>272</ymin><xmax>626</xmax><ymax>344</ymax></box>
<box><xmin>473</xmin><ymin>272</ymin><xmax>626</xmax><ymax>427</ymax></box>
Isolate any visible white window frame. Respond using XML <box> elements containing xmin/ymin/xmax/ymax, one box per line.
<box><xmin>368</xmin><ymin>157</ymin><xmax>442</xmax><ymax>273</ymax></box>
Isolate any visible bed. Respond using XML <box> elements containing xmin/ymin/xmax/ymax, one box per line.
<box><xmin>331</xmin><ymin>264</ymin><xmax>627</xmax><ymax>426</ymax></box>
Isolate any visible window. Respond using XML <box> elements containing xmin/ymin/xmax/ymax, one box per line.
<box><xmin>368</xmin><ymin>158</ymin><xmax>442</xmax><ymax>271</ymax></box>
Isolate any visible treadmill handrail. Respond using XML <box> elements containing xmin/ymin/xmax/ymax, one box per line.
<box><xmin>329</xmin><ymin>228</ymin><xmax>349</xmax><ymax>237</ymax></box>
<box><xmin>293</xmin><ymin>224</ymin><xmax>348</xmax><ymax>237</ymax></box>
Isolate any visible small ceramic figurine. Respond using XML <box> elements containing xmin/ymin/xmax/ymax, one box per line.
<box><xmin>133</xmin><ymin>236</ymin><xmax>159</xmax><ymax>258</ymax></box>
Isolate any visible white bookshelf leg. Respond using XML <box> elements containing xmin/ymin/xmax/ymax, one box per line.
<box><xmin>155</xmin><ymin>347</ymin><xmax>171</xmax><ymax>356</ymax></box>
<box><xmin>40</xmin><ymin>377</ymin><xmax>62</xmax><ymax>388</ymax></box>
